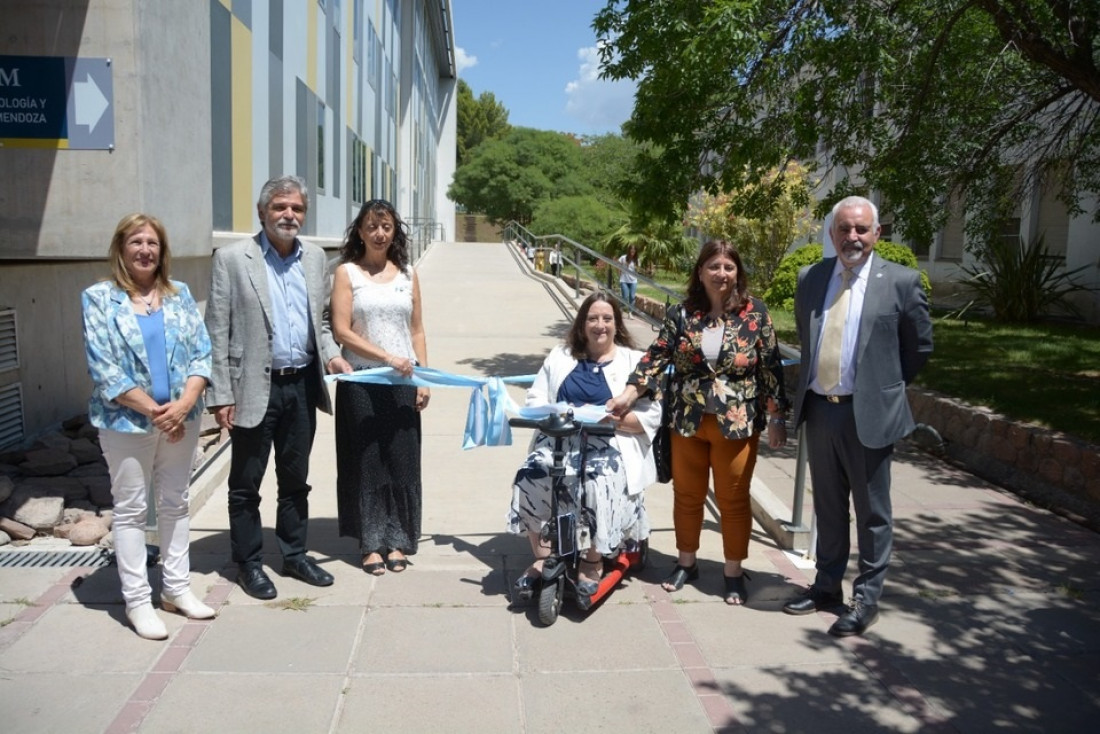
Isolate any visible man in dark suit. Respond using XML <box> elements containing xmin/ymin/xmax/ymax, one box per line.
<box><xmin>783</xmin><ymin>195</ymin><xmax>933</xmax><ymax>636</ymax></box>
<box><xmin>206</xmin><ymin>175</ymin><xmax>351</xmax><ymax>599</ymax></box>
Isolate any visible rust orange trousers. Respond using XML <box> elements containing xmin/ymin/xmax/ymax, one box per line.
<box><xmin>670</xmin><ymin>414</ymin><xmax>760</xmax><ymax>561</ymax></box>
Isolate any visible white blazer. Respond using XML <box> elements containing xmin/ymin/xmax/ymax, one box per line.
<box><xmin>526</xmin><ymin>345</ymin><xmax>661</xmax><ymax>495</ymax></box>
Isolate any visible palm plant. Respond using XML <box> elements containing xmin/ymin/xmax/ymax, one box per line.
<box><xmin>960</xmin><ymin>234</ymin><xmax>1093</xmax><ymax>322</ymax></box>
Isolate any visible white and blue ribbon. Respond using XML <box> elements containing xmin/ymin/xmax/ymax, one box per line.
<box><xmin>328</xmin><ymin>367</ymin><xmax>606</xmax><ymax>449</ymax></box>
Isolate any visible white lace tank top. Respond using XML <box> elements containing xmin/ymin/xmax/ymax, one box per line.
<box><xmin>341</xmin><ymin>262</ymin><xmax>416</xmax><ymax>370</ymax></box>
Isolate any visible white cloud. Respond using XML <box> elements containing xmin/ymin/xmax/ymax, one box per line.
<box><xmin>564</xmin><ymin>46</ymin><xmax>635</xmax><ymax>132</ymax></box>
<box><xmin>455</xmin><ymin>46</ymin><xmax>478</xmax><ymax>73</ymax></box>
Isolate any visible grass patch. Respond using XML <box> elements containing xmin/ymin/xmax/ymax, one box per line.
<box><xmin>769</xmin><ymin>308</ymin><xmax>1100</xmax><ymax>444</ymax></box>
<box><xmin>266</xmin><ymin>596</ymin><xmax>316</xmax><ymax>612</ymax></box>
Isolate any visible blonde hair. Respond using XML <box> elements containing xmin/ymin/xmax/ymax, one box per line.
<box><xmin>108</xmin><ymin>213</ymin><xmax>178</xmax><ymax>297</ymax></box>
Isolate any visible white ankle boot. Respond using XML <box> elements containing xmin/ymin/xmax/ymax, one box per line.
<box><xmin>161</xmin><ymin>590</ymin><xmax>216</xmax><ymax>619</ymax></box>
<box><xmin>127</xmin><ymin>602</ymin><xmax>168</xmax><ymax>640</ymax></box>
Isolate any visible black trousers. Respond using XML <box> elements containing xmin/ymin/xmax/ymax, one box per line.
<box><xmin>227</xmin><ymin>371</ymin><xmax>319</xmax><ymax>567</ymax></box>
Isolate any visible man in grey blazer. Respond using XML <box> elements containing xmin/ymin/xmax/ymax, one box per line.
<box><xmin>783</xmin><ymin>195</ymin><xmax>933</xmax><ymax>636</ymax></box>
<box><xmin>206</xmin><ymin>175</ymin><xmax>350</xmax><ymax>599</ymax></box>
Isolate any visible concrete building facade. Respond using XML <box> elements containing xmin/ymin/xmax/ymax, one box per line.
<box><xmin>0</xmin><ymin>0</ymin><xmax>457</xmax><ymax>447</ymax></box>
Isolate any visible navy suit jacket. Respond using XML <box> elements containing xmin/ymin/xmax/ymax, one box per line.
<box><xmin>792</xmin><ymin>254</ymin><xmax>933</xmax><ymax>449</ymax></box>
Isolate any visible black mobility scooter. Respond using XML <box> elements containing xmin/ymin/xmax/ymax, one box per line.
<box><xmin>509</xmin><ymin>410</ymin><xmax>648</xmax><ymax>626</ymax></box>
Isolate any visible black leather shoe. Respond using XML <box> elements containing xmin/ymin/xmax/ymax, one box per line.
<box><xmin>828</xmin><ymin>600</ymin><xmax>879</xmax><ymax>637</ymax></box>
<box><xmin>237</xmin><ymin>566</ymin><xmax>277</xmax><ymax>600</ymax></box>
<box><xmin>782</xmin><ymin>586</ymin><xmax>843</xmax><ymax>615</ymax></box>
<box><xmin>282</xmin><ymin>556</ymin><xmax>335</xmax><ymax>587</ymax></box>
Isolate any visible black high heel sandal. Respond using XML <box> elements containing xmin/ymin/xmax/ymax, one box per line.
<box><xmin>513</xmin><ymin>574</ymin><xmax>538</xmax><ymax>602</ymax></box>
<box><xmin>723</xmin><ymin>570</ymin><xmax>752</xmax><ymax>605</ymax></box>
<box><xmin>662</xmin><ymin>563</ymin><xmax>699</xmax><ymax>592</ymax></box>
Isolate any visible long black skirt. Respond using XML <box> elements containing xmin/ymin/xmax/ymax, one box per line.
<box><xmin>335</xmin><ymin>381</ymin><xmax>422</xmax><ymax>554</ymax></box>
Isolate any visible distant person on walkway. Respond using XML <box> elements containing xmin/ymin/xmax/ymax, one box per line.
<box><xmin>549</xmin><ymin>243</ymin><xmax>562</xmax><ymax>277</ymax></box>
<box><xmin>510</xmin><ymin>293</ymin><xmax>660</xmax><ymax>605</ymax></box>
<box><xmin>783</xmin><ymin>196</ymin><xmax>933</xmax><ymax>636</ymax></box>
<box><xmin>609</xmin><ymin>240</ymin><xmax>788</xmax><ymax>606</ymax></box>
<box><xmin>618</xmin><ymin>245</ymin><xmax>639</xmax><ymax>318</ymax></box>
<box><xmin>330</xmin><ymin>199</ymin><xmax>430</xmax><ymax>576</ymax></box>
<box><xmin>82</xmin><ymin>213</ymin><xmax>216</xmax><ymax>639</ymax></box>
<box><xmin>205</xmin><ymin>175</ymin><xmax>349</xmax><ymax>600</ymax></box>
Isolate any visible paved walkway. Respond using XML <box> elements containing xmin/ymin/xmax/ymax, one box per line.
<box><xmin>2</xmin><ymin>242</ymin><xmax>1099</xmax><ymax>733</ymax></box>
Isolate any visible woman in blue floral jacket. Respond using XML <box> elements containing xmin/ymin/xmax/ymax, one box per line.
<box><xmin>82</xmin><ymin>213</ymin><xmax>215</xmax><ymax>639</ymax></box>
<box><xmin>608</xmin><ymin>240</ymin><xmax>788</xmax><ymax>606</ymax></box>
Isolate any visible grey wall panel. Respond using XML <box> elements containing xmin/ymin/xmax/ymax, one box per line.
<box><xmin>210</xmin><ymin>1</ymin><xmax>232</xmax><ymax>231</ymax></box>
<box><xmin>269</xmin><ymin>0</ymin><xmax>283</xmax><ymax>61</ymax></box>
<box><xmin>269</xmin><ymin>54</ymin><xmax>283</xmax><ymax>178</ymax></box>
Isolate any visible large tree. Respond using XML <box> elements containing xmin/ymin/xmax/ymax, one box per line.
<box><xmin>456</xmin><ymin>79</ymin><xmax>511</xmax><ymax>167</ymax></box>
<box><xmin>688</xmin><ymin>162</ymin><xmax>818</xmax><ymax>292</ymax></box>
<box><xmin>593</xmin><ymin>0</ymin><xmax>1100</xmax><ymax>243</ymax></box>
<box><xmin>448</xmin><ymin>127</ymin><xmax>591</xmax><ymax>224</ymax></box>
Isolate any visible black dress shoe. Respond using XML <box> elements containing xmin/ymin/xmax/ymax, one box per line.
<box><xmin>828</xmin><ymin>600</ymin><xmax>879</xmax><ymax>637</ymax></box>
<box><xmin>782</xmin><ymin>586</ymin><xmax>843</xmax><ymax>615</ymax></box>
<box><xmin>282</xmin><ymin>556</ymin><xmax>335</xmax><ymax>587</ymax></box>
<box><xmin>237</xmin><ymin>566</ymin><xmax>277</xmax><ymax>600</ymax></box>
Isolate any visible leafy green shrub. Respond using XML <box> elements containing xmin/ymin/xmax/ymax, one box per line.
<box><xmin>762</xmin><ymin>244</ymin><xmax>822</xmax><ymax>311</ymax></box>
<box><xmin>763</xmin><ymin>241</ymin><xmax>932</xmax><ymax>311</ymax></box>
<box><xmin>959</xmin><ymin>234</ymin><xmax>1093</xmax><ymax>322</ymax></box>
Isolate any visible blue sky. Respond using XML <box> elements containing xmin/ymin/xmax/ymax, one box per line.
<box><xmin>451</xmin><ymin>1</ymin><xmax>637</xmax><ymax>136</ymax></box>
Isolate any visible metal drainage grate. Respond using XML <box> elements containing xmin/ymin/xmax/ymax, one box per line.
<box><xmin>0</xmin><ymin>548</ymin><xmax>113</xmax><ymax>569</ymax></box>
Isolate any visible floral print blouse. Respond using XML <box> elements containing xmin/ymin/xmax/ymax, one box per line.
<box><xmin>628</xmin><ymin>297</ymin><xmax>788</xmax><ymax>440</ymax></box>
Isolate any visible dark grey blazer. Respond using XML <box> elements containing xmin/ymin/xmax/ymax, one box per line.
<box><xmin>205</xmin><ymin>234</ymin><xmax>341</xmax><ymax>429</ymax></box>
<box><xmin>792</xmin><ymin>254</ymin><xmax>933</xmax><ymax>449</ymax></box>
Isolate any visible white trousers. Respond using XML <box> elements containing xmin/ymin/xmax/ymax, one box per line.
<box><xmin>99</xmin><ymin>419</ymin><xmax>200</xmax><ymax>609</ymax></box>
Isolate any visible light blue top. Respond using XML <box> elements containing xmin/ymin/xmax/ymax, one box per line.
<box><xmin>260</xmin><ymin>231</ymin><xmax>315</xmax><ymax>370</ymax></box>
<box><xmin>82</xmin><ymin>279</ymin><xmax>211</xmax><ymax>433</ymax></box>
<box><xmin>136</xmin><ymin>310</ymin><xmax>170</xmax><ymax>403</ymax></box>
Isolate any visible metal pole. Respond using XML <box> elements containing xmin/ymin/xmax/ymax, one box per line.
<box><xmin>791</xmin><ymin>422</ymin><xmax>808</xmax><ymax>528</ymax></box>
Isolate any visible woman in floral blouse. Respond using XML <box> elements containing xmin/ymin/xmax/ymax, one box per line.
<box><xmin>608</xmin><ymin>240</ymin><xmax>787</xmax><ymax>606</ymax></box>
<box><xmin>82</xmin><ymin>214</ymin><xmax>215</xmax><ymax>640</ymax></box>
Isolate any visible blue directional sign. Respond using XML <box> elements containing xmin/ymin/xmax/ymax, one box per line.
<box><xmin>0</xmin><ymin>55</ymin><xmax>115</xmax><ymax>150</ymax></box>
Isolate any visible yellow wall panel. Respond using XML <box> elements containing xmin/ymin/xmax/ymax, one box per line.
<box><xmin>231</xmin><ymin>16</ymin><xmax>253</xmax><ymax>232</ymax></box>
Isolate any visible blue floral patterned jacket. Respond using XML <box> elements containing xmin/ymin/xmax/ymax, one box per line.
<box><xmin>628</xmin><ymin>298</ymin><xmax>788</xmax><ymax>440</ymax></box>
<box><xmin>81</xmin><ymin>279</ymin><xmax>212</xmax><ymax>433</ymax></box>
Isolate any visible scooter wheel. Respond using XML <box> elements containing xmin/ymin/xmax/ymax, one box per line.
<box><xmin>537</xmin><ymin>576</ymin><xmax>564</xmax><ymax>626</ymax></box>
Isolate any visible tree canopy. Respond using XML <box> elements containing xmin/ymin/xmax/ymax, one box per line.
<box><xmin>687</xmin><ymin>162</ymin><xmax>818</xmax><ymax>292</ymax></box>
<box><xmin>593</xmin><ymin>0</ymin><xmax>1100</xmax><ymax>243</ymax></box>
<box><xmin>456</xmin><ymin>79</ymin><xmax>511</xmax><ymax>168</ymax></box>
<box><xmin>447</xmin><ymin>127</ymin><xmax>591</xmax><ymax>224</ymax></box>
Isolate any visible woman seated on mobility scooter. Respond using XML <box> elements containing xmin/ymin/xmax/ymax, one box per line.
<box><xmin>509</xmin><ymin>292</ymin><xmax>661</xmax><ymax>605</ymax></box>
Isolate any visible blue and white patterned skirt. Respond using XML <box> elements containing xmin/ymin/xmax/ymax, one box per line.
<box><xmin>507</xmin><ymin>432</ymin><xmax>649</xmax><ymax>555</ymax></box>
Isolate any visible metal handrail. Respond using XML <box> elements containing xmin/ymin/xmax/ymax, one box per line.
<box><xmin>502</xmin><ymin>221</ymin><xmax>682</xmax><ymax>329</ymax></box>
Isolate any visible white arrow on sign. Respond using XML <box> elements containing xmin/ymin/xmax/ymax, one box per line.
<box><xmin>74</xmin><ymin>73</ymin><xmax>108</xmax><ymax>134</ymax></box>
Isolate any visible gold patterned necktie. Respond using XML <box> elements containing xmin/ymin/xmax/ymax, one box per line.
<box><xmin>816</xmin><ymin>268</ymin><xmax>853</xmax><ymax>393</ymax></box>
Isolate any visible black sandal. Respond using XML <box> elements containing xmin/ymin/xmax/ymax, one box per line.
<box><xmin>723</xmin><ymin>571</ymin><xmax>751</xmax><ymax>605</ymax></box>
<box><xmin>662</xmin><ymin>563</ymin><xmax>699</xmax><ymax>592</ymax></box>
<box><xmin>385</xmin><ymin>550</ymin><xmax>409</xmax><ymax>572</ymax></box>
<box><xmin>513</xmin><ymin>574</ymin><xmax>538</xmax><ymax>602</ymax></box>
<box><xmin>362</xmin><ymin>551</ymin><xmax>386</xmax><ymax>576</ymax></box>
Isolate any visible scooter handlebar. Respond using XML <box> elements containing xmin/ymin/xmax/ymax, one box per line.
<box><xmin>508</xmin><ymin>410</ymin><xmax>617</xmax><ymax>438</ymax></box>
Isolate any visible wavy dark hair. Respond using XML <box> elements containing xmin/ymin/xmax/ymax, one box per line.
<box><xmin>339</xmin><ymin>199</ymin><xmax>409</xmax><ymax>270</ymax></box>
<box><xmin>683</xmin><ymin>240</ymin><xmax>750</xmax><ymax>314</ymax></box>
<box><xmin>566</xmin><ymin>292</ymin><xmax>637</xmax><ymax>359</ymax></box>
